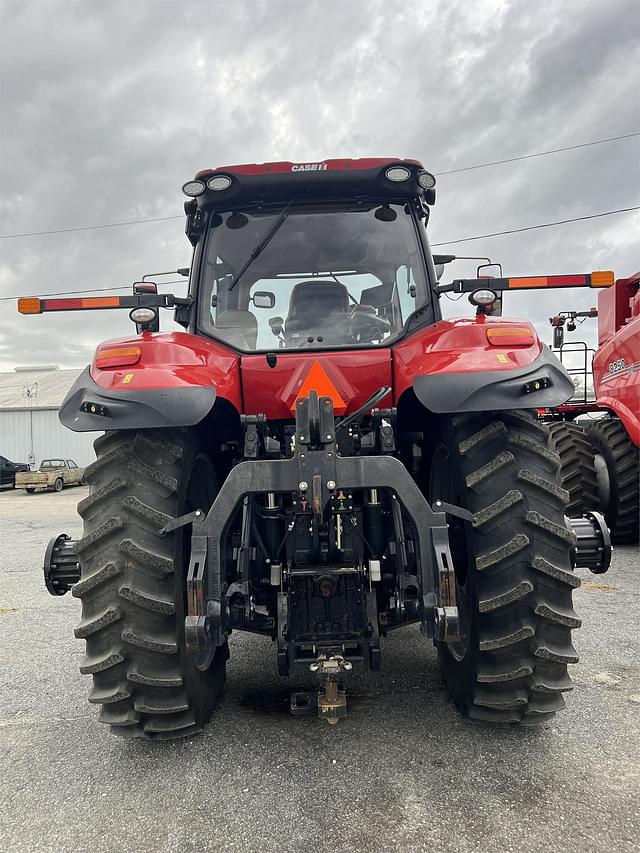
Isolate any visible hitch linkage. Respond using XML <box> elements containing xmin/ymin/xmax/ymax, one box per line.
<box><xmin>180</xmin><ymin>392</ymin><xmax>463</xmax><ymax>655</ymax></box>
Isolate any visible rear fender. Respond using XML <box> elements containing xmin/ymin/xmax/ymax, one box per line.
<box><xmin>393</xmin><ymin>318</ymin><xmax>575</xmax><ymax>414</ymax></box>
<box><xmin>60</xmin><ymin>331</ymin><xmax>241</xmax><ymax>432</ymax></box>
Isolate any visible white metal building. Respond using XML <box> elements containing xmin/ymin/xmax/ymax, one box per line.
<box><xmin>0</xmin><ymin>366</ymin><xmax>97</xmax><ymax>468</ymax></box>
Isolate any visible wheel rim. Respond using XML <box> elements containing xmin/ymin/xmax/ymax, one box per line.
<box><xmin>184</xmin><ymin>453</ymin><xmax>218</xmax><ymax>672</ymax></box>
<box><xmin>430</xmin><ymin>443</ymin><xmax>471</xmax><ymax>662</ymax></box>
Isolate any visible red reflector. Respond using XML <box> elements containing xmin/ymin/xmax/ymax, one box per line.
<box><xmin>95</xmin><ymin>346</ymin><xmax>142</xmax><ymax>369</ymax></box>
<box><xmin>486</xmin><ymin>326</ymin><xmax>535</xmax><ymax>347</ymax></box>
<box><xmin>43</xmin><ymin>298</ymin><xmax>83</xmax><ymax>310</ymax></box>
<box><xmin>545</xmin><ymin>275</ymin><xmax>588</xmax><ymax>287</ymax></box>
<box><xmin>40</xmin><ymin>296</ymin><xmax>122</xmax><ymax>311</ymax></box>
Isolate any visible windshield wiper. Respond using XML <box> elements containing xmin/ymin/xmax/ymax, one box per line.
<box><xmin>227</xmin><ymin>200</ymin><xmax>295</xmax><ymax>291</ymax></box>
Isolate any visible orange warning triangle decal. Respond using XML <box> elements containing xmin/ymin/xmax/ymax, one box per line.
<box><xmin>289</xmin><ymin>361</ymin><xmax>348</xmax><ymax>414</ymax></box>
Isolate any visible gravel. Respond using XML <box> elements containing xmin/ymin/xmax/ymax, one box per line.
<box><xmin>1</xmin><ymin>486</ymin><xmax>638</xmax><ymax>852</ymax></box>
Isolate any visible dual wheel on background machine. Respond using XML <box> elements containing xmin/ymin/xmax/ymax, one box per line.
<box><xmin>548</xmin><ymin>417</ymin><xmax>639</xmax><ymax>544</ymax></box>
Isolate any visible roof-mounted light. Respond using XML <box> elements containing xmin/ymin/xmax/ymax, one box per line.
<box><xmin>385</xmin><ymin>165</ymin><xmax>411</xmax><ymax>182</ymax></box>
<box><xmin>206</xmin><ymin>174</ymin><xmax>233</xmax><ymax>191</ymax></box>
<box><xmin>182</xmin><ymin>180</ymin><xmax>206</xmax><ymax>197</ymax></box>
<box><xmin>417</xmin><ymin>170</ymin><xmax>436</xmax><ymax>189</ymax></box>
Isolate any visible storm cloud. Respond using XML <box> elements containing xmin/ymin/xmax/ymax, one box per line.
<box><xmin>0</xmin><ymin>0</ymin><xmax>638</xmax><ymax>369</ymax></box>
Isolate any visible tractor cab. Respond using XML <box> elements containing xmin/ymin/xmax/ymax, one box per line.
<box><xmin>182</xmin><ymin>159</ymin><xmax>439</xmax><ymax>352</ymax></box>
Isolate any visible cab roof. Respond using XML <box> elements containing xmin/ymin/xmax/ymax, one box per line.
<box><xmin>186</xmin><ymin>158</ymin><xmax>435</xmax><ymax>209</ymax></box>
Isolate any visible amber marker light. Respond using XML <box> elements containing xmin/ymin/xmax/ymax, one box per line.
<box><xmin>95</xmin><ymin>346</ymin><xmax>142</xmax><ymax>369</ymax></box>
<box><xmin>17</xmin><ymin>297</ymin><xmax>42</xmax><ymax>314</ymax></box>
<box><xmin>591</xmin><ymin>271</ymin><xmax>615</xmax><ymax>287</ymax></box>
<box><xmin>486</xmin><ymin>326</ymin><xmax>535</xmax><ymax>347</ymax></box>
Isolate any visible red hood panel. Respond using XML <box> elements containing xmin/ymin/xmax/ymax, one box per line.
<box><xmin>241</xmin><ymin>350</ymin><xmax>392</xmax><ymax>419</ymax></box>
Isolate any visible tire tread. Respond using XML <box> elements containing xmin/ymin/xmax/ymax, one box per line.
<box><xmin>437</xmin><ymin>411</ymin><xmax>580</xmax><ymax>726</ymax></box>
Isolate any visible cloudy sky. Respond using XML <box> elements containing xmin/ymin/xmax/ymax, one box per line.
<box><xmin>0</xmin><ymin>0</ymin><xmax>638</xmax><ymax>372</ymax></box>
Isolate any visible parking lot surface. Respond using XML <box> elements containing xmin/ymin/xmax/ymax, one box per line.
<box><xmin>0</xmin><ymin>486</ymin><xmax>639</xmax><ymax>852</ymax></box>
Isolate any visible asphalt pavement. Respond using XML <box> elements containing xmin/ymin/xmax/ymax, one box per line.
<box><xmin>1</xmin><ymin>486</ymin><xmax>639</xmax><ymax>853</ymax></box>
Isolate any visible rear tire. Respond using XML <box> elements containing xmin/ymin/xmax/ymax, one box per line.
<box><xmin>585</xmin><ymin>418</ymin><xmax>639</xmax><ymax>544</ymax></box>
<box><xmin>73</xmin><ymin>429</ymin><xmax>227</xmax><ymax>739</ymax></box>
<box><xmin>547</xmin><ymin>421</ymin><xmax>598</xmax><ymax>516</ymax></box>
<box><xmin>25</xmin><ymin>487</ymin><xmax>35</xmax><ymax>494</ymax></box>
<box><xmin>429</xmin><ymin>411</ymin><xmax>580</xmax><ymax>725</ymax></box>
<box><xmin>54</xmin><ymin>478</ymin><xmax>63</xmax><ymax>492</ymax></box>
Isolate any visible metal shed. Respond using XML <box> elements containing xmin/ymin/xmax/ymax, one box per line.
<box><xmin>0</xmin><ymin>367</ymin><xmax>97</xmax><ymax>468</ymax></box>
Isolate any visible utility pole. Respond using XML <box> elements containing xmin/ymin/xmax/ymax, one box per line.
<box><xmin>23</xmin><ymin>382</ymin><xmax>38</xmax><ymax>468</ymax></box>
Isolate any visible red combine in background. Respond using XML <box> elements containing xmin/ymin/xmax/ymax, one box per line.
<box><xmin>545</xmin><ymin>272</ymin><xmax>639</xmax><ymax>543</ymax></box>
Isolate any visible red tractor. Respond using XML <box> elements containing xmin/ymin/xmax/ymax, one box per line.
<box><xmin>20</xmin><ymin>158</ymin><xmax>612</xmax><ymax>739</ymax></box>
<box><xmin>545</xmin><ymin>272</ymin><xmax>639</xmax><ymax>543</ymax></box>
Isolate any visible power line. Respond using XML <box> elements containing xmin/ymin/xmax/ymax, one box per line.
<box><xmin>0</xmin><ymin>214</ymin><xmax>182</xmax><ymax>240</ymax></box>
<box><xmin>435</xmin><ymin>131</ymin><xmax>640</xmax><ymax>176</ymax></box>
<box><xmin>431</xmin><ymin>206</ymin><xmax>640</xmax><ymax>247</ymax></box>
<box><xmin>0</xmin><ymin>279</ymin><xmax>187</xmax><ymax>303</ymax></box>
<box><xmin>0</xmin><ymin>132</ymin><xmax>638</xmax><ymax>241</ymax></box>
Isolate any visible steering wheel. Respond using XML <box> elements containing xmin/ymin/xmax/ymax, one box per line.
<box><xmin>347</xmin><ymin>305</ymin><xmax>392</xmax><ymax>341</ymax></box>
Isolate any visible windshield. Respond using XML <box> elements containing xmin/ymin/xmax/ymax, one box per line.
<box><xmin>197</xmin><ymin>203</ymin><xmax>429</xmax><ymax>351</ymax></box>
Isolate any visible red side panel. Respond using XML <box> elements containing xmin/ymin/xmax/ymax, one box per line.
<box><xmin>240</xmin><ymin>350</ymin><xmax>392</xmax><ymax>419</ymax></box>
<box><xmin>392</xmin><ymin>317</ymin><xmax>542</xmax><ymax>402</ymax></box>
<box><xmin>593</xmin><ymin>312</ymin><xmax>640</xmax><ymax>447</ymax></box>
<box><xmin>89</xmin><ymin>331</ymin><xmax>242</xmax><ymax>411</ymax></box>
<box><xmin>597</xmin><ymin>274</ymin><xmax>639</xmax><ymax>345</ymax></box>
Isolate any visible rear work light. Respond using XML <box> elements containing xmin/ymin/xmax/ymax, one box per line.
<box><xmin>417</xmin><ymin>170</ymin><xmax>436</xmax><ymax>189</ymax></box>
<box><xmin>129</xmin><ymin>307</ymin><xmax>158</xmax><ymax>325</ymax></box>
<box><xmin>206</xmin><ymin>174</ymin><xmax>232</xmax><ymax>191</ymax></box>
<box><xmin>469</xmin><ymin>289</ymin><xmax>498</xmax><ymax>307</ymax></box>
<box><xmin>182</xmin><ymin>180</ymin><xmax>206</xmax><ymax>197</ymax></box>
<box><xmin>486</xmin><ymin>326</ymin><xmax>535</xmax><ymax>347</ymax></box>
<box><xmin>385</xmin><ymin>166</ymin><xmax>411</xmax><ymax>182</ymax></box>
<box><xmin>95</xmin><ymin>346</ymin><xmax>142</xmax><ymax>369</ymax></box>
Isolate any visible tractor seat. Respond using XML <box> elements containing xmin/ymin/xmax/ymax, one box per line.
<box><xmin>285</xmin><ymin>280</ymin><xmax>350</xmax><ymax>339</ymax></box>
<box><xmin>216</xmin><ymin>310</ymin><xmax>258</xmax><ymax>350</ymax></box>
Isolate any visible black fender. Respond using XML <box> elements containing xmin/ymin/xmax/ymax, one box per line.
<box><xmin>413</xmin><ymin>345</ymin><xmax>575</xmax><ymax>414</ymax></box>
<box><xmin>59</xmin><ymin>366</ymin><xmax>217</xmax><ymax>432</ymax></box>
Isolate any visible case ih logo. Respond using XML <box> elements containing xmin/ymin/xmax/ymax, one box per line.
<box><xmin>291</xmin><ymin>163</ymin><xmax>328</xmax><ymax>172</ymax></box>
